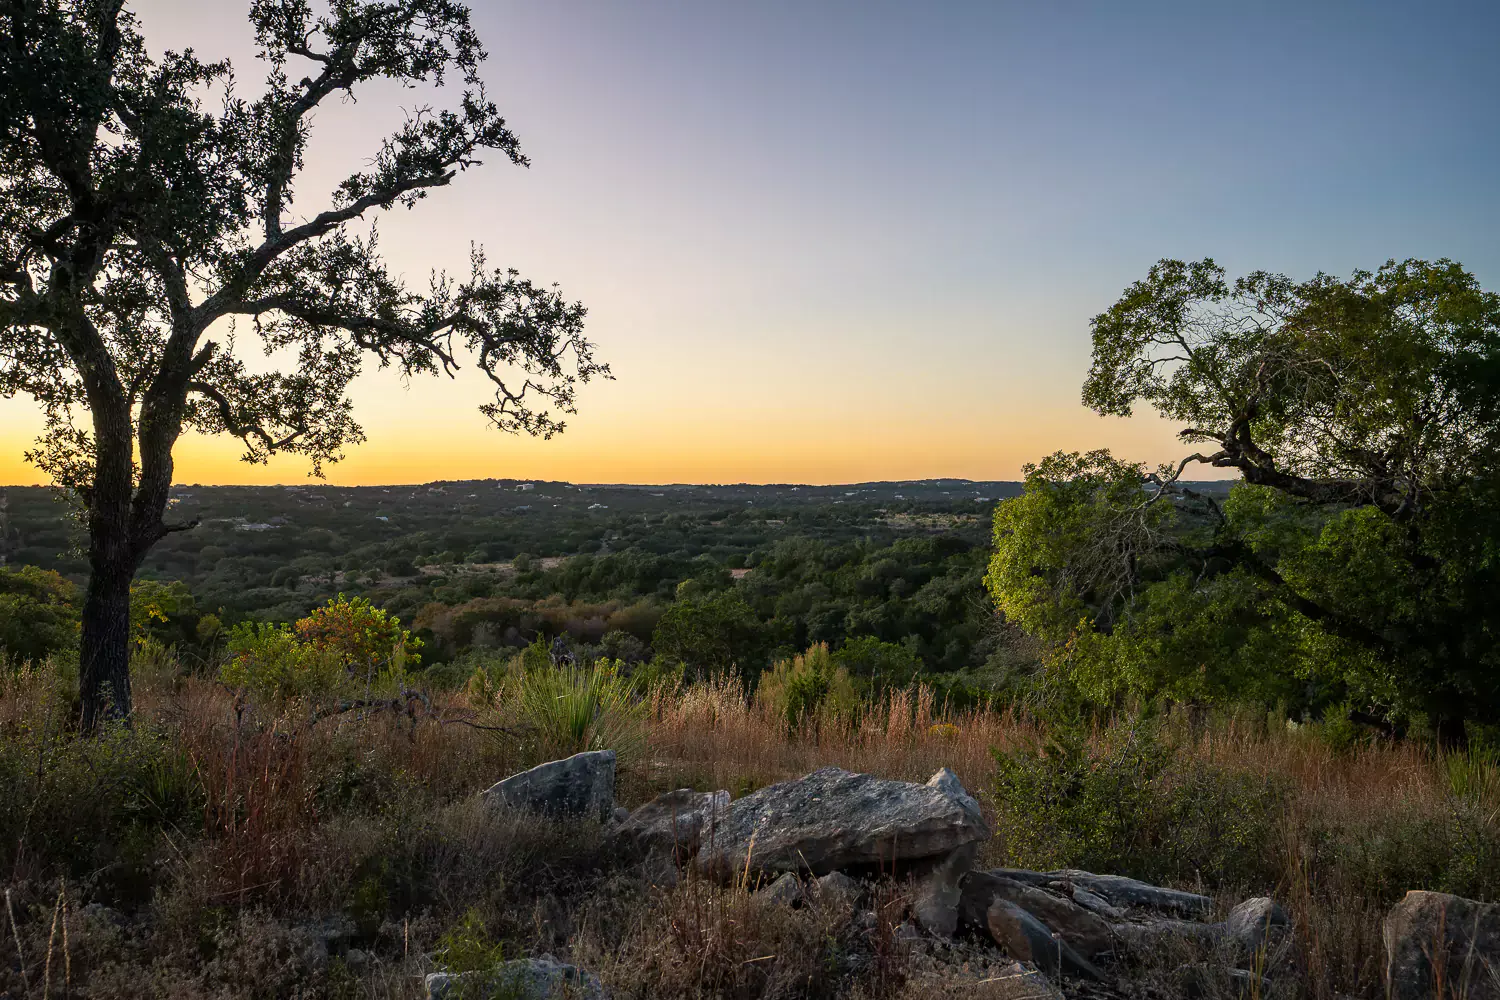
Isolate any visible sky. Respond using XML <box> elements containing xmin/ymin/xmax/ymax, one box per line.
<box><xmin>3</xmin><ymin>0</ymin><xmax>1498</xmax><ymax>486</ymax></box>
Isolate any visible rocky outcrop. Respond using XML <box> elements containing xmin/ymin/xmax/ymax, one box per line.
<box><xmin>426</xmin><ymin>956</ymin><xmax>608</xmax><ymax>999</ymax></box>
<box><xmin>911</xmin><ymin>843</ymin><xmax>978</xmax><ymax>938</ymax></box>
<box><xmin>959</xmin><ymin>871</ymin><xmax>1113</xmax><ymax>956</ymax></box>
<box><xmin>985</xmin><ymin>899</ymin><xmax>1105</xmax><ymax>980</ymax></box>
<box><xmin>1384</xmin><ymin>890</ymin><xmax>1500</xmax><ymax>1000</ymax></box>
<box><xmin>616</xmin><ymin>787</ymin><xmax>730</xmax><ymax>859</ymax></box>
<box><xmin>482</xmin><ymin>750</ymin><xmax>617</xmax><ymax>822</ymax></box>
<box><xmin>991</xmin><ymin>868</ymin><xmax>1212</xmax><ymax>918</ymax></box>
<box><xmin>1225</xmin><ymin>896</ymin><xmax>1289</xmax><ymax>959</ymax></box>
<box><xmin>695</xmin><ymin>766</ymin><xmax>989</xmax><ymax>878</ymax></box>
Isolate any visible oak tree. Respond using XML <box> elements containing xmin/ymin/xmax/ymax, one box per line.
<box><xmin>0</xmin><ymin>0</ymin><xmax>607</xmax><ymax>728</ymax></box>
<box><xmin>989</xmin><ymin>259</ymin><xmax>1500</xmax><ymax>741</ymax></box>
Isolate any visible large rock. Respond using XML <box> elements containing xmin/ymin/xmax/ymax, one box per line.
<box><xmin>1384</xmin><ymin>890</ymin><xmax>1500</xmax><ymax>1000</ymax></box>
<box><xmin>991</xmin><ymin>868</ymin><xmax>1212</xmax><ymax>918</ymax></box>
<box><xmin>695</xmin><ymin>766</ymin><xmax>990</xmax><ymax>878</ymax></box>
<box><xmin>959</xmin><ymin>871</ymin><xmax>1114</xmax><ymax>957</ymax></box>
<box><xmin>616</xmin><ymin>787</ymin><xmax>730</xmax><ymax>859</ymax></box>
<box><xmin>426</xmin><ymin>956</ymin><xmax>607</xmax><ymax>999</ymax></box>
<box><xmin>1225</xmin><ymin>897</ymin><xmax>1289</xmax><ymax>959</ymax></box>
<box><xmin>483</xmin><ymin>750</ymin><xmax>616</xmax><ymax>822</ymax></box>
<box><xmin>986</xmin><ymin>899</ymin><xmax>1105</xmax><ymax>981</ymax></box>
<box><xmin>911</xmin><ymin>842</ymin><xmax>979</xmax><ymax>938</ymax></box>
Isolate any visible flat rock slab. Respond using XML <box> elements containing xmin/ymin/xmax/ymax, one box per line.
<box><xmin>991</xmin><ymin>868</ymin><xmax>1212</xmax><ymax>918</ymax></box>
<box><xmin>697</xmin><ymin>766</ymin><xmax>990</xmax><ymax>878</ymax></box>
<box><xmin>483</xmin><ymin>750</ymin><xmax>616</xmax><ymax>822</ymax></box>
<box><xmin>1385</xmin><ymin>890</ymin><xmax>1500</xmax><ymax>1000</ymax></box>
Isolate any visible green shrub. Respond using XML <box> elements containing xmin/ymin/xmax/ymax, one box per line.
<box><xmin>755</xmin><ymin>643</ymin><xmax>861</xmax><ymax>732</ymax></box>
<box><xmin>0</xmin><ymin>565</ymin><xmax>79</xmax><ymax>664</ymax></box>
<box><xmin>220</xmin><ymin>623</ymin><xmax>345</xmax><ymax>702</ymax></box>
<box><xmin>991</xmin><ymin>719</ymin><xmax>1287</xmax><ymax>887</ymax></box>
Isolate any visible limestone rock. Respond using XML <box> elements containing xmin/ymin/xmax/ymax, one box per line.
<box><xmin>482</xmin><ymin>750</ymin><xmax>616</xmax><ymax>822</ymax></box>
<box><xmin>616</xmin><ymin>787</ymin><xmax>730</xmax><ymax>859</ymax></box>
<box><xmin>426</xmin><ymin>956</ymin><xmax>607</xmax><ymax>999</ymax></box>
<box><xmin>696</xmin><ymin>766</ymin><xmax>990</xmax><ymax>878</ymax></box>
<box><xmin>991</xmin><ymin>868</ymin><xmax>1212</xmax><ymax>918</ymax></box>
<box><xmin>1225</xmin><ymin>896</ymin><xmax>1289</xmax><ymax>959</ymax></box>
<box><xmin>959</xmin><ymin>871</ymin><xmax>1113</xmax><ymax>956</ymax></box>
<box><xmin>912</xmin><ymin>842</ymin><xmax>978</xmax><ymax>939</ymax></box>
<box><xmin>985</xmin><ymin>899</ymin><xmax>1105</xmax><ymax>981</ymax></box>
<box><xmin>760</xmin><ymin>872</ymin><xmax>805</xmax><ymax>907</ymax></box>
<box><xmin>1384</xmin><ymin>890</ymin><xmax>1500</xmax><ymax>1000</ymax></box>
<box><xmin>814</xmin><ymin>871</ymin><xmax>864</xmax><ymax>908</ymax></box>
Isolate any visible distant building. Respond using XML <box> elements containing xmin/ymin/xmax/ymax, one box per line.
<box><xmin>518</xmin><ymin>483</ymin><xmax>535</xmax><ymax>491</ymax></box>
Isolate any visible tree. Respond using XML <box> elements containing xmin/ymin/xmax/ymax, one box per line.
<box><xmin>0</xmin><ymin>0</ymin><xmax>607</xmax><ymax>729</ymax></box>
<box><xmin>651</xmin><ymin>590</ymin><xmax>764</xmax><ymax>682</ymax></box>
<box><xmin>990</xmin><ymin>259</ymin><xmax>1500</xmax><ymax>741</ymax></box>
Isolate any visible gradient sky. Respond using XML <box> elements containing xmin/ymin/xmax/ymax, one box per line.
<box><xmin>3</xmin><ymin>0</ymin><xmax>1498</xmax><ymax>485</ymax></box>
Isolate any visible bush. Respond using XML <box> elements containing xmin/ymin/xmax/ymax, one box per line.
<box><xmin>991</xmin><ymin>718</ymin><xmax>1287</xmax><ymax>887</ymax></box>
<box><xmin>508</xmin><ymin>659</ymin><xmax>646</xmax><ymax>769</ymax></box>
<box><xmin>755</xmin><ymin>643</ymin><xmax>860</xmax><ymax>733</ymax></box>
<box><xmin>293</xmin><ymin>594</ymin><xmax>423</xmax><ymax>680</ymax></box>
<box><xmin>0</xmin><ymin>565</ymin><xmax>79</xmax><ymax>664</ymax></box>
<box><xmin>220</xmin><ymin>623</ymin><xmax>345</xmax><ymax>702</ymax></box>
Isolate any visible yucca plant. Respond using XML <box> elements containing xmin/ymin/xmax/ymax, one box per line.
<box><xmin>511</xmin><ymin>659</ymin><xmax>647</xmax><ymax>770</ymax></box>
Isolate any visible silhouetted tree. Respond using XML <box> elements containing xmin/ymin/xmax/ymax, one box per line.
<box><xmin>0</xmin><ymin>0</ymin><xmax>607</xmax><ymax>728</ymax></box>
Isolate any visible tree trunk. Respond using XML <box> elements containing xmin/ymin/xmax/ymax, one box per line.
<box><xmin>79</xmin><ymin>560</ymin><xmax>133</xmax><ymax>732</ymax></box>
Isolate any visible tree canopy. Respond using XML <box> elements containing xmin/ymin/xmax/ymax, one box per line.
<box><xmin>989</xmin><ymin>259</ymin><xmax>1500</xmax><ymax>740</ymax></box>
<box><xmin>0</xmin><ymin>0</ymin><xmax>606</xmax><ymax>727</ymax></box>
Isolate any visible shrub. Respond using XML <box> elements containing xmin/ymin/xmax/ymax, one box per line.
<box><xmin>991</xmin><ymin>718</ymin><xmax>1287</xmax><ymax>887</ymax></box>
<box><xmin>0</xmin><ymin>565</ymin><xmax>79</xmax><ymax>664</ymax></box>
<box><xmin>294</xmin><ymin>594</ymin><xmax>423</xmax><ymax>680</ymax></box>
<box><xmin>220</xmin><ymin>623</ymin><xmax>345</xmax><ymax>702</ymax></box>
<box><xmin>755</xmin><ymin>643</ymin><xmax>860</xmax><ymax>733</ymax></box>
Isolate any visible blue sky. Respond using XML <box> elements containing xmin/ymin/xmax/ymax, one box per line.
<box><xmin>3</xmin><ymin>0</ymin><xmax>1496</xmax><ymax>484</ymax></box>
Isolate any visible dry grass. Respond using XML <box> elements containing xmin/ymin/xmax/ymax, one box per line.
<box><xmin>0</xmin><ymin>661</ymin><xmax>1493</xmax><ymax>998</ymax></box>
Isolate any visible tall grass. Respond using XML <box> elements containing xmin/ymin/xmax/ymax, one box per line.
<box><xmin>0</xmin><ymin>650</ymin><xmax>1495</xmax><ymax>998</ymax></box>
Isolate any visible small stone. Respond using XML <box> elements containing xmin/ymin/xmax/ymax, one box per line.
<box><xmin>912</xmin><ymin>842</ymin><xmax>978</xmax><ymax>939</ymax></box>
<box><xmin>814</xmin><ymin>871</ymin><xmax>863</xmax><ymax>908</ymax></box>
<box><xmin>425</xmin><ymin>956</ymin><xmax>607</xmax><ymax>999</ymax></box>
<box><xmin>1225</xmin><ymin>896</ymin><xmax>1289</xmax><ymax>958</ymax></box>
<box><xmin>759</xmin><ymin>872</ymin><xmax>805</xmax><ymax>907</ymax></box>
<box><xmin>616</xmin><ymin>787</ymin><xmax>730</xmax><ymax>860</ymax></box>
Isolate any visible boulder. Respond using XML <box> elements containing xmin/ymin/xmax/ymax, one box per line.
<box><xmin>959</xmin><ymin>871</ymin><xmax>1113</xmax><ymax>956</ymax></box>
<box><xmin>616</xmin><ymin>787</ymin><xmax>730</xmax><ymax>859</ymax></box>
<box><xmin>426</xmin><ymin>956</ymin><xmax>607</xmax><ymax>999</ymax></box>
<box><xmin>985</xmin><ymin>899</ymin><xmax>1105</xmax><ymax>981</ymax></box>
<box><xmin>696</xmin><ymin>766</ymin><xmax>990</xmax><ymax>878</ymax></box>
<box><xmin>759</xmin><ymin>872</ymin><xmax>805</xmax><ymax>907</ymax></box>
<box><xmin>1384</xmin><ymin>890</ymin><xmax>1500</xmax><ymax>1000</ymax></box>
<box><xmin>814</xmin><ymin>871</ymin><xmax>864</xmax><ymax>908</ymax></box>
<box><xmin>991</xmin><ymin>868</ymin><xmax>1212</xmax><ymax>918</ymax></box>
<box><xmin>1071</xmin><ymin>886</ymin><xmax>1126</xmax><ymax>920</ymax></box>
<box><xmin>1225</xmin><ymin>897</ymin><xmax>1289</xmax><ymax>959</ymax></box>
<box><xmin>912</xmin><ymin>842</ymin><xmax>978</xmax><ymax>938</ymax></box>
<box><xmin>482</xmin><ymin>750</ymin><xmax>616</xmax><ymax>822</ymax></box>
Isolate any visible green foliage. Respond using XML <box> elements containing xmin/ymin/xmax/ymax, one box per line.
<box><xmin>992</xmin><ymin>719</ymin><xmax>1286</xmax><ymax>886</ymax></box>
<box><xmin>652</xmin><ymin>590</ymin><xmax>764</xmax><ymax>681</ymax></box>
<box><xmin>0</xmin><ymin>720</ymin><xmax>204</xmax><ymax>901</ymax></box>
<box><xmin>294</xmin><ymin>594</ymin><xmax>423</xmax><ymax>679</ymax></box>
<box><xmin>509</xmin><ymin>659</ymin><xmax>646</xmax><ymax>769</ymax></box>
<box><xmin>220</xmin><ymin>623</ymin><xmax>345</xmax><ymax>702</ymax></box>
<box><xmin>831</xmin><ymin>635</ymin><xmax>923</xmax><ymax>688</ymax></box>
<box><xmin>435</xmin><ymin>907</ymin><xmax>509</xmax><ymax>975</ymax></box>
<box><xmin>755</xmin><ymin>644</ymin><xmax>860</xmax><ymax>731</ymax></box>
<box><xmin>993</xmin><ymin>256</ymin><xmax>1500</xmax><ymax>735</ymax></box>
<box><xmin>0</xmin><ymin>565</ymin><xmax>78</xmax><ymax>664</ymax></box>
